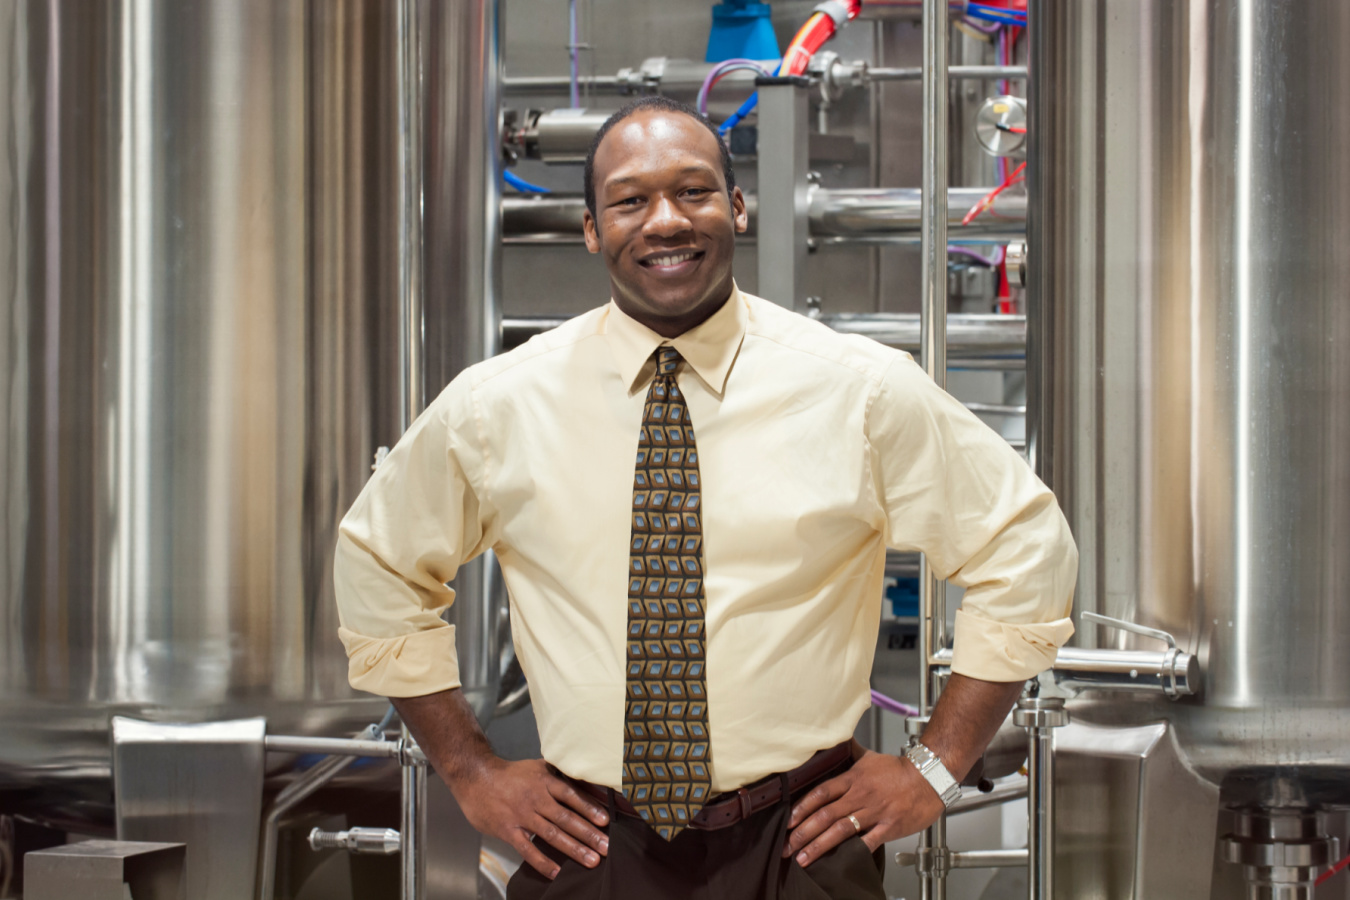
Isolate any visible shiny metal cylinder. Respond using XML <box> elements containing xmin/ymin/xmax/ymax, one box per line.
<box><xmin>0</xmin><ymin>0</ymin><xmax>501</xmax><ymax>825</ymax></box>
<box><xmin>1051</xmin><ymin>647</ymin><xmax>1200</xmax><ymax>698</ymax></box>
<box><xmin>1027</xmin><ymin>0</ymin><xmax>1350</xmax><ymax>787</ymax></box>
<box><xmin>917</xmin><ymin>0</ymin><xmax>950</xmax><ymax>895</ymax></box>
<box><xmin>401</xmin><ymin>745</ymin><xmax>428</xmax><ymax>900</ymax></box>
<box><xmin>514</xmin><ymin>109</ymin><xmax>609</xmax><ymax>164</ymax></box>
<box><xmin>422</xmin><ymin>0</ymin><xmax>504</xmax><ymax>727</ymax></box>
<box><xmin>1026</xmin><ymin>728</ymin><xmax>1054</xmax><ymax>900</ymax></box>
<box><xmin>810</xmin><ymin>187</ymin><xmax>1024</xmax><ymax>242</ymax></box>
<box><xmin>500</xmin><ymin>188</ymin><xmax>1024</xmax><ymax>245</ymax></box>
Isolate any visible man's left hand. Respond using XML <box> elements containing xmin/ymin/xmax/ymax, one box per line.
<box><xmin>783</xmin><ymin>748</ymin><xmax>945</xmax><ymax>867</ymax></box>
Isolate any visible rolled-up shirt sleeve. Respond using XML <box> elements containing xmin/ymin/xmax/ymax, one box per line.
<box><xmin>334</xmin><ymin>376</ymin><xmax>493</xmax><ymax>698</ymax></box>
<box><xmin>867</xmin><ymin>354</ymin><xmax>1077</xmax><ymax>682</ymax></box>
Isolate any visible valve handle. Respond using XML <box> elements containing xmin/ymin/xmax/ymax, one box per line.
<box><xmin>1081</xmin><ymin>611</ymin><xmax>1177</xmax><ymax>651</ymax></box>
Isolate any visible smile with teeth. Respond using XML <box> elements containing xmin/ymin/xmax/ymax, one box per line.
<box><xmin>641</xmin><ymin>250</ymin><xmax>702</xmax><ymax>267</ymax></box>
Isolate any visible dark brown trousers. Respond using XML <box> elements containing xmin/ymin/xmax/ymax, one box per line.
<box><xmin>507</xmin><ymin>771</ymin><xmax>886</xmax><ymax>900</ymax></box>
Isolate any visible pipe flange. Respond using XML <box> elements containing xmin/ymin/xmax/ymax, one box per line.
<box><xmin>1220</xmin><ymin>833</ymin><xmax>1339</xmax><ymax>869</ymax></box>
<box><xmin>1012</xmin><ymin>696</ymin><xmax>1069</xmax><ymax>730</ymax></box>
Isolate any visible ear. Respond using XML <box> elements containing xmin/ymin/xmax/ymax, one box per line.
<box><xmin>583</xmin><ymin>208</ymin><xmax>602</xmax><ymax>254</ymax></box>
<box><xmin>730</xmin><ymin>186</ymin><xmax>749</xmax><ymax>234</ymax></box>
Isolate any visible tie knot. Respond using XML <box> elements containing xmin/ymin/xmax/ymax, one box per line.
<box><xmin>656</xmin><ymin>346</ymin><xmax>682</xmax><ymax>376</ymax></box>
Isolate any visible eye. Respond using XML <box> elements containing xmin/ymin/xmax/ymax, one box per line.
<box><xmin>683</xmin><ymin>187</ymin><xmax>710</xmax><ymax>198</ymax></box>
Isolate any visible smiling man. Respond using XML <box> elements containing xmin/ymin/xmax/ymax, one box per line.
<box><xmin>334</xmin><ymin>96</ymin><xmax>1076</xmax><ymax>900</ymax></box>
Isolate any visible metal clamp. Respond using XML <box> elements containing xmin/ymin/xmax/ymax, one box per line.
<box><xmin>896</xmin><ymin>844</ymin><xmax>952</xmax><ymax>877</ymax></box>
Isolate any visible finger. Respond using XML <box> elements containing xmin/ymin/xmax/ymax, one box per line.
<box><xmin>531</xmin><ymin>812</ymin><xmax>603</xmax><ymax>869</ymax></box>
<box><xmin>787</xmin><ymin>771</ymin><xmax>852</xmax><ymax>829</ymax></box>
<box><xmin>795</xmin><ymin>815</ymin><xmax>864</xmax><ymax>869</ymax></box>
<box><xmin>512</xmin><ymin>830</ymin><xmax>561</xmax><ymax>880</ymax></box>
<box><xmin>549</xmin><ymin>777</ymin><xmax>610</xmax><ymax>827</ymax></box>
<box><xmin>541</xmin><ymin>796</ymin><xmax>610</xmax><ymax>856</ymax></box>
<box><xmin>784</xmin><ymin>795</ymin><xmax>857</xmax><ymax>858</ymax></box>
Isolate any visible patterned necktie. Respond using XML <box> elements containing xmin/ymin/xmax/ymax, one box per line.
<box><xmin>621</xmin><ymin>346</ymin><xmax>711</xmax><ymax>840</ymax></box>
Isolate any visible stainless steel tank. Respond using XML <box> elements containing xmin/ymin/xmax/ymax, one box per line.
<box><xmin>0</xmin><ymin>0</ymin><xmax>501</xmax><ymax>828</ymax></box>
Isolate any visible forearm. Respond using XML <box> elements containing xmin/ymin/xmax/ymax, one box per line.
<box><xmin>916</xmin><ymin>672</ymin><xmax>1025</xmax><ymax>780</ymax></box>
<box><xmin>392</xmin><ymin>688</ymin><xmax>498</xmax><ymax>793</ymax></box>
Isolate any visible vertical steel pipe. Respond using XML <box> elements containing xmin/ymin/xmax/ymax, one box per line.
<box><xmin>1014</xmin><ymin>695</ymin><xmax>1067</xmax><ymax>900</ymax></box>
<box><xmin>396</xmin><ymin>0</ymin><xmax>425</xmax><ymax>429</ymax></box>
<box><xmin>1026</xmin><ymin>728</ymin><xmax>1053</xmax><ymax>898</ymax></box>
<box><xmin>917</xmin><ymin>0</ymin><xmax>950</xmax><ymax>896</ymax></box>
<box><xmin>421</xmin><ymin>0</ymin><xmax>504</xmax><ymax>726</ymax></box>
<box><xmin>401</xmin><ymin>745</ymin><xmax>429</xmax><ymax>900</ymax></box>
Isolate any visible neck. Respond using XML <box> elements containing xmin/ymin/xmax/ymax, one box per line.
<box><xmin>617</xmin><ymin>281</ymin><xmax>735</xmax><ymax>339</ymax></box>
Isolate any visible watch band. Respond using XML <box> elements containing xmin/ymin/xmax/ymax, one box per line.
<box><xmin>904</xmin><ymin>739</ymin><xmax>962</xmax><ymax>808</ymax></box>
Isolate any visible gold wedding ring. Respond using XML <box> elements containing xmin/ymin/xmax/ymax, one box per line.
<box><xmin>847</xmin><ymin>814</ymin><xmax>862</xmax><ymax>834</ymax></box>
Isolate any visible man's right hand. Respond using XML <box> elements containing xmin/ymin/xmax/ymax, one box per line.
<box><xmin>452</xmin><ymin>755</ymin><xmax>610</xmax><ymax>879</ymax></box>
<box><xmin>390</xmin><ymin>689</ymin><xmax>609</xmax><ymax>880</ymax></box>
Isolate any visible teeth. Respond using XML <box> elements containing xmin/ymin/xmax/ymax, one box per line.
<box><xmin>648</xmin><ymin>252</ymin><xmax>696</xmax><ymax>267</ymax></box>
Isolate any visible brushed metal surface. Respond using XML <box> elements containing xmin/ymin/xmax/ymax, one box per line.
<box><xmin>112</xmin><ymin>718</ymin><xmax>264</xmax><ymax>900</ymax></box>
<box><xmin>1028</xmin><ymin>0</ymin><xmax>1350</xmax><ymax>784</ymax></box>
<box><xmin>0</xmin><ymin>0</ymin><xmax>499</xmax><ymax>826</ymax></box>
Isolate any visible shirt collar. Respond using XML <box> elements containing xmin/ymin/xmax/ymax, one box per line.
<box><xmin>603</xmin><ymin>283</ymin><xmax>749</xmax><ymax>395</ymax></box>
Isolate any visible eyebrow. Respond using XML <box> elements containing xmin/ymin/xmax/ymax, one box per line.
<box><xmin>607</xmin><ymin>164</ymin><xmax>719</xmax><ymax>188</ymax></box>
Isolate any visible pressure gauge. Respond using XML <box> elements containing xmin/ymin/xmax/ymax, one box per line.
<box><xmin>975</xmin><ymin>95</ymin><xmax>1027</xmax><ymax>158</ymax></box>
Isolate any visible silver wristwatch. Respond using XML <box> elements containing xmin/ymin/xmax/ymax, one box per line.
<box><xmin>904</xmin><ymin>739</ymin><xmax>962</xmax><ymax>808</ymax></box>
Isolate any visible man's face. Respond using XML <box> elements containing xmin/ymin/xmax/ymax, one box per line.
<box><xmin>583</xmin><ymin>110</ymin><xmax>749</xmax><ymax>338</ymax></box>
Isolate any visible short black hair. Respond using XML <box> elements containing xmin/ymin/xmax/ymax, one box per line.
<box><xmin>583</xmin><ymin>96</ymin><xmax>737</xmax><ymax>222</ymax></box>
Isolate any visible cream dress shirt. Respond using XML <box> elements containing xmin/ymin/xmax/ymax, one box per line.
<box><xmin>335</xmin><ymin>287</ymin><xmax>1076</xmax><ymax>793</ymax></box>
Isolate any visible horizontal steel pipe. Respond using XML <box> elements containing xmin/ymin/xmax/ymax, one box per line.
<box><xmin>865</xmin><ymin>65</ymin><xmax>1026</xmax><ymax>82</ymax></box>
<box><xmin>928</xmin><ymin>646</ymin><xmax>1201</xmax><ymax>698</ymax></box>
<box><xmin>810</xmin><ymin>187</ymin><xmax>1025</xmax><ymax>242</ymax></box>
<box><xmin>502</xmin><ymin>188</ymin><xmax>1024</xmax><ymax>244</ymax></box>
<box><xmin>951</xmin><ymin>849</ymin><xmax>1029</xmax><ymax>869</ymax></box>
<box><xmin>264</xmin><ymin>735</ymin><xmax>427</xmax><ymax>763</ymax></box>
<box><xmin>1051</xmin><ymin>646</ymin><xmax>1201</xmax><ymax>699</ymax></box>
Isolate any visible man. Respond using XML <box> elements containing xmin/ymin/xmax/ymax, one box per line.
<box><xmin>335</xmin><ymin>96</ymin><xmax>1076</xmax><ymax>899</ymax></box>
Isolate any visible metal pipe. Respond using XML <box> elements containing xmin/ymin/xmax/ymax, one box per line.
<box><xmin>401</xmin><ymin>734</ymin><xmax>428</xmax><ymax>900</ymax></box>
<box><xmin>263</xmin><ymin>734</ymin><xmax>427</xmax><ymax>763</ymax></box>
<box><xmin>1051</xmin><ymin>646</ymin><xmax>1201</xmax><ymax>698</ymax></box>
<box><xmin>503</xmin><ymin>74</ymin><xmax>623</xmax><ymax>92</ymax></box>
<box><xmin>918</xmin><ymin>0</ymin><xmax>950</xmax><ymax>894</ymax></box>
<box><xmin>865</xmin><ymin>65</ymin><xmax>1026</xmax><ymax>81</ymax></box>
<box><xmin>309</xmin><ymin>827</ymin><xmax>401</xmax><ymax>855</ymax></box>
<box><xmin>397</xmin><ymin>0</ymin><xmax>424</xmax><ymax>430</ymax></box>
<box><xmin>810</xmin><ymin>187</ymin><xmax>1025</xmax><ymax>241</ymax></box>
<box><xmin>952</xmin><ymin>849</ymin><xmax>1029</xmax><ymax>869</ymax></box>
<box><xmin>1014</xmin><ymin>696</ymin><xmax>1068</xmax><ymax>900</ymax></box>
<box><xmin>501</xmin><ymin>188</ymin><xmax>1023</xmax><ymax>243</ymax></box>
<box><xmin>857</xmin><ymin>0</ymin><xmax>967</xmax><ymax>20</ymax></box>
<box><xmin>1027</xmin><ymin>727</ymin><xmax>1053</xmax><ymax>898</ymax></box>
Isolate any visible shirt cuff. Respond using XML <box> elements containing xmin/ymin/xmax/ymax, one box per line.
<box><xmin>338</xmin><ymin>625</ymin><xmax>462</xmax><ymax>698</ymax></box>
<box><xmin>950</xmin><ymin>608</ymin><xmax>1075</xmax><ymax>682</ymax></box>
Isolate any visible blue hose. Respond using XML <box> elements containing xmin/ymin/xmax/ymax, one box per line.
<box><xmin>966</xmin><ymin>4</ymin><xmax>1027</xmax><ymax>26</ymax></box>
<box><xmin>718</xmin><ymin>60</ymin><xmax>783</xmax><ymax>136</ymax></box>
<box><xmin>504</xmin><ymin>170</ymin><xmax>551</xmax><ymax>194</ymax></box>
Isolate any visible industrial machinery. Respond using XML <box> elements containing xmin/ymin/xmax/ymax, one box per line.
<box><xmin>1</xmin><ymin>0</ymin><xmax>1347</xmax><ymax>898</ymax></box>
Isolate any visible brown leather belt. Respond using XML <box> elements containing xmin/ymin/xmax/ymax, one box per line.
<box><xmin>576</xmin><ymin>741</ymin><xmax>853</xmax><ymax>832</ymax></box>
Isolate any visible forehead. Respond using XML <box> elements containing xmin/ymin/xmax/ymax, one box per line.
<box><xmin>593</xmin><ymin>110</ymin><xmax>725</xmax><ymax>193</ymax></box>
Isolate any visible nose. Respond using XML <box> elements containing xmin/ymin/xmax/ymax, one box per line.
<box><xmin>642</xmin><ymin>193</ymin><xmax>692</xmax><ymax>240</ymax></box>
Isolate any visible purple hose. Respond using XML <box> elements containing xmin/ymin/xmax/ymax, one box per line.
<box><xmin>948</xmin><ymin>245</ymin><xmax>1001</xmax><ymax>268</ymax></box>
<box><xmin>870</xmin><ymin>689</ymin><xmax>921</xmax><ymax>718</ymax></box>
<box><xmin>697</xmin><ymin>58</ymin><xmax>775</xmax><ymax>117</ymax></box>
